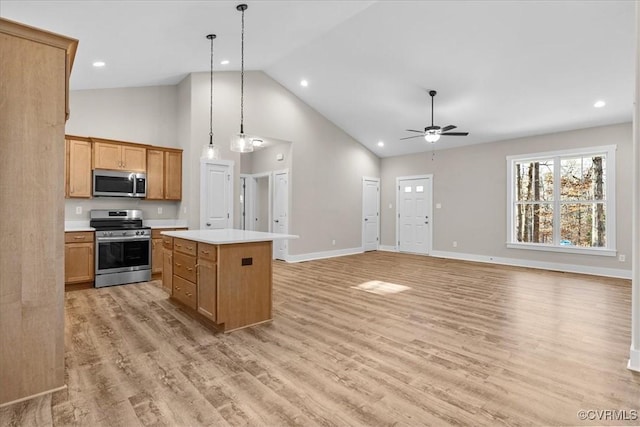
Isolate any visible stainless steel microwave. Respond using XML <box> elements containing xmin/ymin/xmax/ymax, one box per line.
<box><xmin>93</xmin><ymin>169</ymin><xmax>146</xmax><ymax>198</ymax></box>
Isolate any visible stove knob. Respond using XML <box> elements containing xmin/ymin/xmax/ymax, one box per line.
<box><xmin>136</xmin><ymin>231</ymin><xmax>141</xmax><ymax>235</ymax></box>
<box><xmin>108</xmin><ymin>231</ymin><xmax>113</xmax><ymax>237</ymax></box>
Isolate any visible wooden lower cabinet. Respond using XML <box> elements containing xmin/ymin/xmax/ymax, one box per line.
<box><xmin>64</xmin><ymin>232</ymin><xmax>94</xmax><ymax>285</ymax></box>
<box><xmin>162</xmin><ymin>247</ymin><xmax>173</xmax><ymax>294</ymax></box>
<box><xmin>197</xmin><ymin>247</ymin><xmax>217</xmax><ymax>322</ymax></box>
<box><xmin>169</xmin><ymin>238</ymin><xmax>271</xmax><ymax>332</ymax></box>
<box><xmin>151</xmin><ymin>228</ymin><xmax>187</xmax><ymax>282</ymax></box>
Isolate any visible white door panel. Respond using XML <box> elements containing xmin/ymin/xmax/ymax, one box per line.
<box><xmin>273</xmin><ymin>171</ymin><xmax>289</xmax><ymax>260</ymax></box>
<box><xmin>201</xmin><ymin>161</ymin><xmax>233</xmax><ymax>230</ymax></box>
<box><xmin>397</xmin><ymin>177</ymin><xmax>432</xmax><ymax>254</ymax></box>
<box><xmin>362</xmin><ymin>178</ymin><xmax>380</xmax><ymax>251</ymax></box>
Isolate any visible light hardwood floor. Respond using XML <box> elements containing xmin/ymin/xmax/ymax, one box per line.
<box><xmin>2</xmin><ymin>251</ymin><xmax>639</xmax><ymax>426</ymax></box>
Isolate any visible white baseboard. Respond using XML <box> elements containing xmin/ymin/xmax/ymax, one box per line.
<box><xmin>431</xmin><ymin>250</ymin><xmax>631</xmax><ymax>279</ymax></box>
<box><xmin>286</xmin><ymin>247</ymin><xmax>364</xmax><ymax>263</ymax></box>
<box><xmin>378</xmin><ymin>245</ymin><xmax>398</xmax><ymax>252</ymax></box>
<box><xmin>629</xmin><ymin>346</ymin><xmax>640</xmax><ymax>372</ymax></box>
<box><xmin>0</xmin><ymin>384</ymin><xmax>67</xmax><ymax>408</ymax></box>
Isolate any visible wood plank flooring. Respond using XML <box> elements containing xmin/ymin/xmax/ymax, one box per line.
<box><xmin>2</xmin><ymin>251</ymin><xmax>639</xmax><ymax>426</ymax></box>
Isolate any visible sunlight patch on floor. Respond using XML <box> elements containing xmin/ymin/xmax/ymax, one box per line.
<box><xmin>352</xmin><ymin>280</ymin><xmax>411</xmax><ymax>295</ymax></box>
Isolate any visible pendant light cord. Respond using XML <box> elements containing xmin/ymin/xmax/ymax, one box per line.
<box><xmin>240</xmin><ymin>5</ymin><xmax>245</xmax><ymax>134</ymax></box>
<box><xmin>209</xmin><ymin>34</ymin><xmax>215</xmax><ymax>145</ymax></box>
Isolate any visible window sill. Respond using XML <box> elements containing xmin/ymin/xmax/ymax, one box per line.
<box><xmin>506</xmin><ymin>243</ymin><xmax>616</xmax><ymax>257</ymax></box>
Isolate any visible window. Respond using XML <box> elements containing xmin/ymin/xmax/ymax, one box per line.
<box><xmin>506</xmin><ymin>145</ymin><xmax>616</xmax><ymax>256</ymax></box>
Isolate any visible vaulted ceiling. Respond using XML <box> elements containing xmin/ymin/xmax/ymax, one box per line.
<box><xmin>2</xmin><ymin>1</ymin><xmax>635</xmax><ymax>157</ymax></box>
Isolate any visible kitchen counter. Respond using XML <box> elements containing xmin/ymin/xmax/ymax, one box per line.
<box><xmin>161</xmin><ymin>229</ymin><xmax>298</xmax><ymax>244</ymax></box>
<box><xmin>161</xmin><ymin>229</ymin><xmax>297</xmax><ymax>332</ymax></box>
<box><xmin>64</xmin><ymin>221</ymin><xmax>94</xmax><ymax>232</ymax></box>
<box><xmin>145</xmin><ymin>219</ymin><xmax>188</xmax><ymax>229</ymax></box>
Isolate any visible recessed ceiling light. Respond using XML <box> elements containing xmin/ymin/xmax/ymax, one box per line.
<box><xmin>220</xmin><ymin>60</ymin><xmax>229</xmax><ymax>65</ymax></box>
<box><xmin>594</xmin><ymin>100</ymin><xmax>606</xmax><ymax>108</ymax></box>
<box><xmin>92</xmin><ymin>61</ymin><xmax>106</xmax><ymax>68</ymax></box>
<box><xmin>300</xmin><ymin>79</ymin><xmax>308</xmax><ymax>87</ymax></box>
<box><xmin>377</xmin><ymin>141</ymin><xmax>384</xmax><ymax>147</ymax></box>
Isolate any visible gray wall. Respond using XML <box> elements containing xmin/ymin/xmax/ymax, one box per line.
<box><xmin>67</xmin><ymin>71</ymin><xmax>381</xmax><ymax>256</ymax></box>
<box><xmin>181</xmin><ymin>71</ymin><xmax>381</xmax><ymax>255</ymax></box>
<box><xmin>65</xmin><ymin>85</ymin><xmax>181</xmax><ymax>221</ymax></box>
<box><xmin>381</xmin><ymin>122</ymin><xmax>632</xmax><ymax>272</ymax></box>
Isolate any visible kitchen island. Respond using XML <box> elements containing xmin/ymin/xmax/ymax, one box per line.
<box><xmin>160</xmin><ymin>229</ymin><xmax>297</xmax><ymax>332</ymax></box>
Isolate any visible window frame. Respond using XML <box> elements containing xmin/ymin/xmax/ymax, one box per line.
<box><xmin>506</xmin><ymin>145</ymin><xmax>616</xmax><ymax>256</ymax></box>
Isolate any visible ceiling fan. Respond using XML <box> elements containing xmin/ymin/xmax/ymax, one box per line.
<box><xmin>402</xmin><ymin>90</ymin><xmax>469</xmax><ymax>143</ymax></box>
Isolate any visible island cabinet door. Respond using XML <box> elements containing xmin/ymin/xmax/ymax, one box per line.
<box><xmin>197</xmin><ymin>258</ymin><xmax>217</xmax><ymax>322</ymax></box>
<box><xmin>162</xmin><ymin>248</ymin><xmax>173</xmax><ymax>294</ymax></box>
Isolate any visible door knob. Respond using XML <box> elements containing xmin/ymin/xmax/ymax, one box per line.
<box><xmin>274</xmin><ymin>219</ymin><xmax>279</xmax><ymax>223</ymax></box>
<box><xmin>206</xmin><ymin>222</ymin><xmax>211</xmax><ymax>226</ymax></box>
<box><xmin>364</xmin><ymin>218</ymin><xmax>368</xmax><ymax>221</ymax></box>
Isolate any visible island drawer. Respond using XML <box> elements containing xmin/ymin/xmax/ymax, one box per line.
<box><xmin>174</xmin><ymin>238</ymin><xmax>197</xmax><ymax>256</ymax></box>
<box><xmin>65</xmin><ymin>231</ymin><xmax>94</xmax><ymax>243</ymax></box>
<box><xmin>172</xmin><ymin>275</ymin><xmax>196</xmax><ymax>310</ymax></box>
<box><xmin>174</xmin><ymin>252</ymin><xmax>197</xmax><ymax>282</ymax></box>
<box><xmin>198</xmin><ymin>243</ymin><xmax>217</xmax><ymax>262</ymax></box>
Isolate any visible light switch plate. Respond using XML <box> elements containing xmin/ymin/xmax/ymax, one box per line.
<box><xmin>75</xmin><ymin>206</ymin><xmax>82</xmax><ymax>215</ymax></box>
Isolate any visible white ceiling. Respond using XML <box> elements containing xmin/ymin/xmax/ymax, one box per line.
<box><xmin>2</xmin><ymin>1</ymin><xmax>635</xmax><ymax>158</ymax></box>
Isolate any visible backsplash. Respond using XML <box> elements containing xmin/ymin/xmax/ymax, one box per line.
<box><xmin>64</xmin><ymin>198</ymin><xmax>180</xmax><ymax>220</ymax></box>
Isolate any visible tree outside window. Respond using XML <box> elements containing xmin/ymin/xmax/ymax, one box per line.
<box><xmin>507</xmin><ymin>145</ymin><xmax>615</xmax><ymax>255</ymax></box>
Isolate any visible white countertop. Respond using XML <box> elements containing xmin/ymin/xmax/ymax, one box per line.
<box><xmin>161</xmin><ymin>229</ymin><xmax>299</xmax><ymax>245</ymax></box>
<box><xmin>144</xmin><ymin>219</ymin><xmax>189</xmax><ymax>229</ymax></box>
<box><xmin>64</xmin><ymin>221</ymin><xmax>94</xmax><ymax>232</ymax></box>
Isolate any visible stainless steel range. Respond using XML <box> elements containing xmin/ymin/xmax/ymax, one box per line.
<box><xmin>90</xmin><ymin>209</ymin><xmax>151</xmax><ymax>288</ymax></box>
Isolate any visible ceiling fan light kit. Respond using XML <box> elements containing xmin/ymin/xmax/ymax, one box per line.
<box><xmin>401</xmin><ymin>90</ymin><xmax>469</xmax><ymax>143</ymax></box>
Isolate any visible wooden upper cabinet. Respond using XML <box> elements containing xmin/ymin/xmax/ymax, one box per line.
<box><xmin>122</xmin><ymin>145</ymin><xmax>146</xmax><ymax>171</ymax></box>
<box><xmin>146</xmin><ymin>149</ymin><xmax>165</xmax><ymax>200</ymax></box>
<box><xmin>165</xmin><ymin>150</ymin><xmax>182</xmax><ymax>200</ymax></box>
<box><xmin>65</xmin><ymin>135</ymin><xmax>92</xmax><ymax>198</ymax></box>
<box><xmin>146</xmin><ymin>148</ymin><xmax>182</xmax><ymax>201</ymax></box>
<box><xmin>92</xmin><ymin>139</ymin><xmax>146</xmax><ymax>172</ymax></box>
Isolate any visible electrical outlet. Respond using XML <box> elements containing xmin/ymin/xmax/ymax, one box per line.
<box><xmin>389</xmin><ymin>203</ymin><xmax>393</xmax><ymax>209</ymax></box>
<box><xmin>75</xmin><ymin>206</ymin><xmax>82</xmax><ymax>215</ymax></box>
<box><xmin>453</xmin><ymin>241</ymin><xmax>457</xmax><ymax>248</ymax></box>
<box><xmin>332</xmin><ymin>239</ymin><xmax>336</xmax><ymax>246</ymax></box>
<box><xmin>157</xmin><ymin>207</ymin><xmax>163</xmax><ymax>215</ymax></box>
<box><xmin>183</xmin><ymin>207</ymin><xmax>187</xmax><ymax>214</ymax></box>
<box><xmin>619</xmin><ymin>254</ymin><xmax>626</xmax><ymax>262</ymax></box>
<box><xmin>436</xmin><ymin>203</ymin><xmax>442</xmax><ymax>209</ymax></box>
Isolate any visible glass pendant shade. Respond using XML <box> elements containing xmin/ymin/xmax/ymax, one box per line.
<box><xmin>424</xmin><ymin>132</ymin><xmax>440</xmax><ymax>143</ymax></box>
<box><xmin>230</xmin><ymin>132</ymin><xmax>254</xmax><ymax>153</ymax></box>
<box><xmin>201</xmin><ymin>141</ymin><xmax>219</xmax><ymax>159</ymax></box>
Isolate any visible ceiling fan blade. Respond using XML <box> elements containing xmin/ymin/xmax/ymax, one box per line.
<box><xmin>400</xmin><ymin>135</ymin><xmax>425</xmax><ymax>140</ymax></box>
<box><xmin>405</xmin><ymin>129</ymin><xmax>424</xmax><ymax>133</ymax></box>
<box><xmin>441</xmin><ymin>132</ymin><xmax>469</xmax><ymax>136</ymax></box>
<box><xmin>440</xmin><ymin>125</ymin><xmax>456</xmax><ymax>132</ymax></box>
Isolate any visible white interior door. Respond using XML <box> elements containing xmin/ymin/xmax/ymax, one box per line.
<box><xmin>362</xmin><ymin>177</ymin><xmax>380</xmax><ymax>251</ymax></box>
<box><xmin>273</xmin><ymin>170</ymin><xmax>289</xmax><ymax>260</ymax></box>
<box><xmin>200</xmin><ymin>160</ymin><xmax>233</xmax><ymax>229</ymax></box>
<box><xmin>397</xmin><ymin>176</ymin><xmax>432</xmax><ymax>254</ymax></box>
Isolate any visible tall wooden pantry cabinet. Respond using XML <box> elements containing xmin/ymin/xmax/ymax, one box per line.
<box><xmin>0</xmin><ymin>18</ymin><xmax>77</xmax><ymax>405</ymax></box>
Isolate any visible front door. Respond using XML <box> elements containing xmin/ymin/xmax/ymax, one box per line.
<box><xmin>397</xmin><ymin>176</ymin><xmax>432</xmax><ymax>254</ymax></box>
<box><xmin>362</xmin><ymin>177</ymin><xmax>380</xmax><ymax>251</ymax></box>
<box><xmin>273</xmin><ymin>170</ymin><xmax>289</xmax><ymax>260</ymax></box>
<box><xmin>201</xmin><ymin>161</ymin><xmax>233</xmax><ymax>229</ymax></box>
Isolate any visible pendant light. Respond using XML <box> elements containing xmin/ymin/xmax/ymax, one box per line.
<box><xmin>201</xmin><ymin>33</ymin><xmax>219</xmax><ymax>160</ymax></box>
<box><xmin>230</xmin><ymin>3</ymin><xmax>254</xmax><ymax>153</ymax></box>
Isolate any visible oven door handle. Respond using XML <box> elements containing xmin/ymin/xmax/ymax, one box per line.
<box><xmin>96</xmin><ymin>237</ymin><xmax>151</xmax><ymax>243</ymax></box>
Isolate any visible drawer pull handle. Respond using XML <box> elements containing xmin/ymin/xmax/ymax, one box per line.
<box><xmin>201</xmin><ymin>250</ymin><xmax>210</xmax><ymax>254</ymax></box>
<box><xmin>73</xmin><ymin>236</ymin><xmax>86</xmax><ymax>240</ymax></box>
<box><xmin>186</xmin><ymin>246</ymin><xmax>194</xmax><ymax>250</ymax></box>
<box><xmin>186</xmin><ymin>267</ymin><xmax>193</xmax><ymax>271</ymax></box>
<box><xmin>175</xmin><ymin>286</ymin><xmax>181</xmax><ymax>291</ymax></box>
<box><xmin>185</xmin><ymin>292</ymin><xmax>192</xmax><ymax>297</ymax></box>
<box><xmin>175</xmin><ymin>263</ymin><xmax>182</xmax><ymax>267</ymax></box>
<box><xmin>176</xmin><ymin>244</ymin><xmax>182</xmax><ymax>247</ymax></box>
